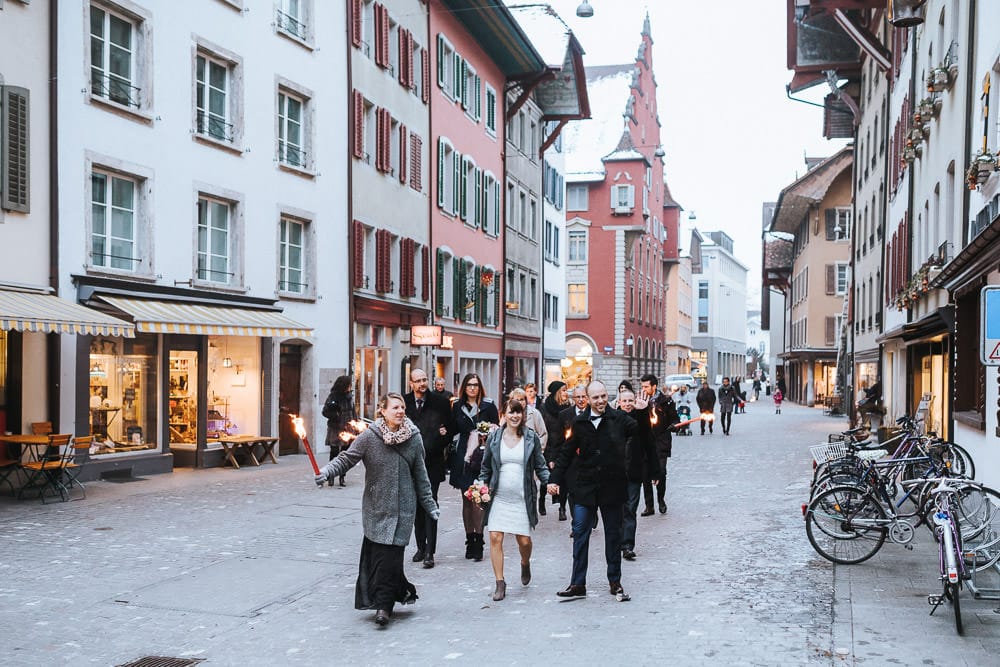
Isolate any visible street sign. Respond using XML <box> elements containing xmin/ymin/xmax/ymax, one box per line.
<box><xmin>982</xmin><ymin>286</ymin><xmax>1000</xmax><ymax>366</ymax></box>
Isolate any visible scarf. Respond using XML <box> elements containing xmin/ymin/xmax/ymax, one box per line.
<box><xmin>374</xmin><ymin>417</ymin><xmax>414</xmax><ymax>446</ymax></box>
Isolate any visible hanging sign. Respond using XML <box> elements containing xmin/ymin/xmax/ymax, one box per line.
<box><xmin>982</xmin><ymin>286</ymin><xmax>1000</xmax><ymax>366</ymax></box>
<box><xmin>410</xmin><ymin>325</ymin><xmax>443</xmax><ymax>346</ymax></box>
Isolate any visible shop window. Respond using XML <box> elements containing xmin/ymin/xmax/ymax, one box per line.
<box><xmin>88</xmin><ymin>334</ymin><xmax>158</xmax><ymax>455</ymax></box>
<box><xmin>168</xmin><ymin>351</ymin><xmax>198</xmax><ymax>446</ymax></box>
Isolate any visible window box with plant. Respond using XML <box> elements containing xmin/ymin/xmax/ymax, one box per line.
<box><xmin>966</xmin><ymin>150</ymin><xmax>998</xmax><ymax>190</ymax></box>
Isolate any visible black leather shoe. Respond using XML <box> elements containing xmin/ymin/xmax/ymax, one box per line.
<box><xmin>423</xmin><ymin>555</ymin><xmax>435</xmax><ymax>569</ymax></box>
<box><xmin>558</xmin><ymin>508</ymin><xmax>567</xmax><ymax>521</ymax></box>
<box><xmin>411</xmin><ymin>549</ymin><xmax>425</xmax><ymax>563</ymax></box>
<box><xmin>556</xmin><ymin>584</ymin><xmax>586</xmax><ymax>598</ymax></box>
<box><xmin>609</xmin><ymin>582</ymin><xmax>631</xmax><ymax>601</ymax></box>
<box><xmin>640</xmin><ymin>507</ymin><xmax>654</xmax><ymax>517</ymax></box>
<box><xmin>622</xmin><ymin>548</ymin><xmax>636</xmax><ymax>560</ymax></box>
<box><xmin>658</xmin><ymin>500</ymin><xmax>667</xmax><ymax>514</ymax></box>
<box><xmin>374</xmin><ymin>609</ymin><xmax>389</xmax><ymax>626</ymax></box>
<box><xmin>538</xmin><ymin>498</ymin><xmax>546</xmax><ymax>516</ymax></box>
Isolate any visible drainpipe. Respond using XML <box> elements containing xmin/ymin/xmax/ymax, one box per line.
<box><xmin>903</xmin><ymin>25</ymin><xmax>917</xmax><ymax>416</ymax></box>
<box><xmin>345</xmin><ymin>1</ymin><xmax>356</xmax><ymax>407</ymax></box>
<box><xmin>877</xmin><ymin>10</ymin><xmax>891</xmax><ymax>390</ymax></box>
<box><xmin>47</xmin><ymin>1</ymin><xmax>60</xmax><ymax>426</ymax></box>
<box><xmin>426</xmin><ymin>3</ymin><xmax>435</xmax><ymax>381</ymax></box>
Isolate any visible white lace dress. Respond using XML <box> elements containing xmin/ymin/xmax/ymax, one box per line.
<box><xmin>485</xmin><ymin>437</ymin><xmax>529</xmax><ymax>536</ymax></box>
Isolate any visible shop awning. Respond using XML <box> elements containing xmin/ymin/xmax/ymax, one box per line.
<box><xmin>95</xmin><ymin>296</ymin><xmax>313</xmax><ymax>337</ymax></box>
<box><xmin>0</xmin><ymin>288</ymin><xmax>135</xmax><ymax>337</ymax></box>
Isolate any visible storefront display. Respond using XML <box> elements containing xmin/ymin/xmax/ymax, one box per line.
<box><xmin>88</xmin><ymin>334</ymin><xmax>158</xmax><ymax>455</ymax></box>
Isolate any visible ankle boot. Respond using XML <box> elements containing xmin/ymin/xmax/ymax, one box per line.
<box><xmin>492</xmin><ymin>579</ymin><xmax>506</xmax><ymax>601</ymax></box>
<box><xmin>464</xmin><ymin>533</ymin><xmax>474</xmax><ymax>560</ymax></box>
<box><xmin>472</xmin><ymin>533</ymin><xmax>484</xmax><ymax>561</ymax></box>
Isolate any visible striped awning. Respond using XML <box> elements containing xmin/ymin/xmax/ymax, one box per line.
<box><xmin>96</xmin><ymin>296</ymin><xmax>313</xmax><ymax>337</ymax></box>
<box><xmin>0</xmin><ymin>289</ymin><xmax>135</xmax><ymax>337</ymax></box>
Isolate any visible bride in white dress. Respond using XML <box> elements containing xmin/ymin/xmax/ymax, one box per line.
<box><xmin>479</xmin><ymin>398</ymin><xmax>550</xmax><ymax>601</ymax></box>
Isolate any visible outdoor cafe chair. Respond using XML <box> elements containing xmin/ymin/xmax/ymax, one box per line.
<box><xmin>63</xmin><ymin>435</ymin><xmax>93</xmax><ymax>500</ymax></box>
<box><xmin>0</xmin><ymin>444</ymin><xmax>20</xmax><ymax>495</ymax></box>
<box><xmin>30</xmin><ymin>421</ymin><xmax>53</xmax><ymax>435</ymax></box>
<box><xmin>17</xmin><ymin>433</ymin><xmax>73</xmax><ymax>503</ymax></box>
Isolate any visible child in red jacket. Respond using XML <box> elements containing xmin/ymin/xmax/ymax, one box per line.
<box><xmin>773</xmin><ymin>388</ymin><xmax>783</xmax><ymax>414</ymax></box>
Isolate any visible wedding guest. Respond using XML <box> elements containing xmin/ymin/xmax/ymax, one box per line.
<box><xmin>315</xmin><ymin>393</ymin><xmax>438</xmax><ymax>628</ymax></box>
<box><xmin>322</xmin><ymin>375</ymin><xmax>357</xmax><ymax>486</ymax></box>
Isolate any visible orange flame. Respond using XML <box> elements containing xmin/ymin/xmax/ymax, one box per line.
<box><xmin>701</xmin><ymin>413</ymin><xmax>715</xmax><ymax>423</ymax></box>
<box><xmin>338</xmin><ymin>431</ymin><xmax>354</xmax><ymax>443</ymax></box>
<box><xmin>338</xmin><ymin>420</ymin><xmax>369</xmax><ymax>444</ymax></box>
<box><xmin>349</xmin><ymin>420</ymin><xmax>367</xmax><ymax>432</ymax></box>
<box><xmin>291</xmin><ymin>414</ymin><xmax>307</xmax><ymax>439</ymax></box>
<box><xmin>564</xmin><ymin>426</ymin><xmax>572</xmax><ymax>440</ymax></box>
<box><xmin>649</xmin><ymin>409</ymin><xmax>659</xmax><ymax>426</ymax></box>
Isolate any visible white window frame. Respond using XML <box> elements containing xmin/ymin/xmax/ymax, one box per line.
<box><xmin>835</xmin><ymin>262</ymin><xmax>849</xmax><ymax>295</ymax></box>
<box><xmin>196</xmin><ymin>195</ymin><xmax>232</xmax><ymax>285</ymax></box>
<box><xmin>193</xmin><ymin>41</ymin><xmax>243</xmax><ymax>149</ymax></box>
<box><xmin>276</xmin><ymin>79</ymin><xmax>314</xmax><ymax>173</ymax></box>
<box><xmin>390</xmin><ymin>116</ymin><xmax>400</xmax><ymax>177</ymax></box>
<box><xmin>568</xmin><ymin>230</ymin><xmax>587</xmax><ymax>263</ymax></box>
<box><xmin>437</xmin><ymin>137</ymin><xmax>456</xmax><ymax>215</ymax></box>
<box><xmin>612</xmin><ymin>184</ymin><xmax>635</xmax><ymax>211</ymax></box>
<box><xmin>87</xmin><ymin>1</ymin><xmax>152</xmax><ymax>118</ymax></box>
<box><xmin>436</xmin><ymin>34</ymin><xmax>456</xmax><ymax>99</ymax></box>
<box><xmin>194</xmin><ymin>183</ymin><xmax>244</xmax><ymax>290</ymax></box>
<box><xmin>278</xmin><ymin>212</ymin><xmax>315</xmax><ymax>299</ymax></box>
<box><xmin>90</xmin><ymin>170</ymin><xmax>137</xmax><ymax>272</ymax></box>
<box><xmin>528</xmin><ymin>196</ymin><xmax>538</xmax><ymax>240</ymax></box>
<box><xmin>484</xmin><ymin>84</ymin><xmax>497</xmax><ymax>135</ymax></box>
<box><xmin>362</xmin><ymin>225</ymin><xmax>375</xmax><ymax>290</ymax></box>
<box><xmin>567</xmin><ymin>283</ymin><xmax>587</xmax><ymax>316</ymax></box>
<box><xmin>360</xmin><ymin>0</ymin><xmax>375</xmax><ymax>59</ymax></box>
<box><xmin>482</xmin><ymin>171</ymin><xmax>500</xmax><ymax>237</ymax></box>
<box><xmin>363</xmin><ymin>97</ymin><xmax>376</xmax><ymax>166</ymax></box>
<box><xmin>463</xmin><ymin>60</ymin><xmax>480</xmax><ymax>121</ymax></box>
<box><xmin>276</xmin><ymin>0</ymin><xmax>313</xmax><ymax>47</ymax></box>
<box><xmin>84</xmin><ymin>153</ymin><xmax>154</xmax><ymax>278</ymax></box>
<box><xmin>834</xmin><ymin>207</ymin><xmax>851</xmax><ymax>241</ymax></box>
<box><xmin>544</xmin><ymin>219</ymin><xmax>560</xmax><ymax>264</ymax></box>
<box><xmin>461</xmin><ymin>156</ymin><xmax>476</xmax><ymax>224</ymax></box>
<box><xmin>567</xmin><ymin>184</ymin><xmax>588</xmax><ymax>211</ymax></box>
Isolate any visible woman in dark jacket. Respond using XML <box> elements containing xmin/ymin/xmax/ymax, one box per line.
<box><xmin>322</xmin><ymin>375</ymin><xmax>358</xmax><ymax>486</ymax></box>
<box><xmin>478</xmin><ymin>398</ymin><xmax>549</xmax><ymax>601</ymax></box>
<box><xmin>448</xmin><ymin>372</ymin><xmax>500</xmax><ymax>561</ymax></box>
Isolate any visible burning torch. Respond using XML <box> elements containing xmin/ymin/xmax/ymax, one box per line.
<box><xmin>291</xmin><ymin>414</ymin><xmax>321</xmax><ymax>477</ymax></box>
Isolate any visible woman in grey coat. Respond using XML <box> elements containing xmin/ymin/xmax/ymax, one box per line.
<box><xmin>478</xmin><ymin>398</ymin><xmax>549</xmax><ymax>601</ymax></box>
<box><xmin>316</xmin><ymin>393</ymin><xmax>439</xmax><ymax>628</ymax></box>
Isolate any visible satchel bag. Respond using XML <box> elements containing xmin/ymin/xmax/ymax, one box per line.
<box><xmin>464</xmin><ymin>436</ymin><xmax>486</xmax><ymax>478</ymax></box>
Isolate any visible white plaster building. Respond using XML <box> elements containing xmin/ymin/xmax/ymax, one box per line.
<box><xmin>690</xmin><ymin>230</ymin><xmax>748</xmax><ymax>382</ymax></box>
<box><xmin>54</xmin><ymin>0</ymin><xmax>348</xmax><ymax>476</ymax></box>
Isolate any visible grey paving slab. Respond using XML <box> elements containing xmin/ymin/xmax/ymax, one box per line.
<box><xmin>0</xmin><ymin>400</ymin><xmax>996</xmax><ymax>666</ymax></box>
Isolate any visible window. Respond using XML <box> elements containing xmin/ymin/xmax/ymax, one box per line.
<box><xmin>484</xmin><ymin>84</ymin><xmax>496</xmax><ymax>135</ymax></box>
<box><xmin>195</xmin><ymin>52</ymin><xmax>236</xmax><ymax>144</ymax></box>
<box><xmin>91</xmin><ymin>171</ymin><xmax>137</xmax><ymax>271</ymax></box>
<box><xmin>826</xmin><ymin>207</ymin><xmax>851</xmax><ymax>241</ymax></box>
<box><xmin>437</xmin><ymin>138</ymin><xmax>455</xmax><ymax>214</ymax></box>
<box><xmin>89</xmin><ymin>4</ymin><xmax>142</xmax><ymax>109</ymax></box>
<box><xmin>544</xmin><ymin>220</ymin><xmax>560</xmax><ymax>263</ymax></box>
<box><xmin>276</xmin><ymin>0</ymin><xmax>311</xmax><ymax>44</ymax></box>
<box><xmin>611</xmin><ymin>184</ymin><xmax>634</xmax><ymax>211</ymax></box>
<box><xmin>568</xmin><ymin>230</ymin><xmax>587</xmax><ymax>262</ymax></box>
<box><xmin>567</xmin><ymin>184</ymin><xmax>588</xmax><ymax>211</ymax></box>
<box><xmin>436</xmin><ymin>35</ymin><xmax>456</xmax><ymax>98</ymax></box>
<box><xmin>529</xmin><ymin>120</ymin><xmax>537</xmax><ymax>159</ymax></box>
<box><xmin>528</xmin><ymin>198</ymin><xmax>538</xmax><ymax>240</ymax></box>
<box><xmin>697</xmin><ymin>280</ymin><xmax>708</xmax><ymax>333</ymax></box>
<box><xmin>278</xmin><ymin>216</ymin><xmax>307</xmax><ymax>295</ymax></box>
<box><xmin>462</xmin><ymin>61</ymin><xmax>481</xmax><ymax>121</ymax></box>
<box><xmin>1</xmin><ymin>85</ymin><xmax>30</xmax><ymax>213</ymax></box>
<box><xmin>360</xmin><ymin>0</ymin><xmax>375</xmax><ymax>58</ymax></box>
<box><xmin>567</xmin><ymin>284</ymin><xmax>587</xmax><ymax>315</ymax></box>
<box><xmin>460</xmin><ymin>156</ymin><xmax>475</xmax><ymax>222</ymax></box>
<box><xmin>482</xmin><ymin>171</ymin><xmax>500</xmax><ymax>237</ymax></box>
<box><xmin>543</xmin><ymin>292</ymin><xmax>559</xmax><ymax>329</ymax></box>
<box><xmin>277</xmin><ymin>87</ymin><xmax>309</xmax><ymax>169</ymax></box>
<box><xmin>836</xmin><ymin>262</ymin><xmax>849</xmax><ymax>295</ymax></box>
<box><xmin>197</xmin><ymin>196</ymin><xmax>233</xmax><ymax>284</ymax></box>
<box><xmin>518</xmin><ymin>190</ymin><xmax>527</xmax><ymax>234</ymax></box>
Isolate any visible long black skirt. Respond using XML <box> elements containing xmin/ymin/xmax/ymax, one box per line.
<box><xmin>355</xmin><ymin>537</ymin><xmax>418</xmax><ymax>612</ymax></box>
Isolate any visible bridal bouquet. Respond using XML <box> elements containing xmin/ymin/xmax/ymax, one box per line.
<box><xmin>464</xmin><ymin>482</ymin><xmax>491</xmax><ymax>505</ymax></box>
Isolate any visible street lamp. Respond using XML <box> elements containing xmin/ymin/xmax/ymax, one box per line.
<box><xmin>887</xmin><ymin>0</ymin><xmax>927</xmax><ymax>27</ymax></box>
<box><xmin>576</xmin><ymin>1</ymin><xmax>594</xmax><ymax>18</ymax></box>
<box><xmin>626</xmin><ymin>335</ymin><xmax>634</xmax><ymax>379</ymax></box>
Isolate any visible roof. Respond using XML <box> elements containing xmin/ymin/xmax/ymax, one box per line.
<box><xmin>441</xmin><ymin>0</ymin><xmax>546</xmax><ymax>77</ymax></box>
<box><xmin>562</xmin><ymin>64</ymin><xmax>635</xmax><ymax>175</ymax></box>
<box><xmin>602</xmin><ymin>129</ymin><xmax>648</xmax><ymax>164</ymax></box>
<box><xmin>763</xmin><ymin>235</ymin><xmax>795</xmax><ymax>271</ymax></box>
<box><xmin>663</xmin><ymin>181</ymin><xmax>681</xmax><ymax>209</ymax></box>
<box><xmin>504</xmin><ymin>3</ymin><xmax>571</xmax><ymax>69</ymax></box>
<box><xmin>769</xmin><ymin>146</ymin><xmax>854</xmax><ymax>234</ymax></box>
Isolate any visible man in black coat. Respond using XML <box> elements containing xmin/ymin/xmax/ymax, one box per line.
<box><xmin>404</xmin><ymin>368</ymin><xmax>451</xmax><ymax>569</ymax></box>
<box><xmin>546</xmin><ymin>384</ymin><xmax>588</xmax><ymax>521</ymax></box>
<box><xmin>538</xmin><ymin>381</ymin><xmax>569</xmax><ymax>518</ymax></box>
<box><xmin>696</xmin><ymin>380</ymin><xmax>717</xmax><ymax>435</ymax></box>
<box><xmin>432</xmin><ymin>376</ymin><xmax>454</xmax><ymax>404</ymax></box>
<box><xmin>616</xmin><ymin>389</ymin><xmax>659</xmax><ymax>560</ymax></box>
<box><xmin>548</xmin><ymin>381</ymin><xmax>636</xmax><ymax>600</ymax></box>
<box><xmin>639</xmin><ymin>374</ymin><xmax>680</xmax><ymax>515</ymax></box>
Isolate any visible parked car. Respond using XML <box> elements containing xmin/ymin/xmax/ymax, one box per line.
<box><xmin>663</xmin><ymin>373</ymin><xmax>699</xmax><ymax>390</ymax></box>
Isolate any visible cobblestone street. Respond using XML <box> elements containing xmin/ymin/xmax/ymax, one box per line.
<box><xmin>2</xmin><ymin>400</ymin><xmax>998</xmax><ymax>666</ymax></box>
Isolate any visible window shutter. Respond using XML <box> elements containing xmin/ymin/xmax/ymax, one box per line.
<box><xmin>409</xmin><ymin>133</ymin><xmax>421</xmax><ymax>191</ymax></box>
<box><xmin>473</xmin><ymin>265</ymin><xmax>482</xmax><ymax>323</ymax></box>
<box><xmin>493</xmin><ymin>180</ymin><xmax>501</xmax><ymax>236</ymax></box>
<box><xmin>459</xmin><ymin>159</ymin><xmax>468</xmax><ymax>220</ymax></box>
<box><xmin>1</xmin><ymin>85</ymin><xmax>30</xmax><ymax>213</ymax></box>
<box><xmin>474</xmin><ymin>75</ymin><xmax>482</xmax><ymax>120</ymax></box>
<box><xmin>380</xmin><ymin>5</ymin><xmax>390</xmax><ymax>69</ymax></box>
<box><xmin>352</xmin><ymin>90</ymin><xmax>364</xmax><ymax>159</ymax></box>
<box><xmin>374</xmin><ymin>5</ymin><xmax>384</xmax><ymax>67</ymax></box>
<box><xmin>398</xmin><ymin>238</ymin><xmax>410</xmax><ymax>296</ymax></box>
<box><xmin>460</xmin><ymin>60</ymin><xmax>468</xmax><ymax>108</ymax></box>
<box><xmin>494</xmin><ymin>272</ymin><xmax>501</xmax><ymax>326</ymax></box>
<box><xmin>383</xmin><ymin>110</ymin><xmax>392</xmax><ymax>173</ymax></box>
<box><xmin>421</xmin><ymin>48</ymin><xmax>430</xmax><ymax>104</ymax></box>
<box><xmin>627</xmin><ymin>185</ymin><xmax>635</xmax><ymax>207</ymax></box>
<box><xmin>452</xmin><ymin>151</ymin><xmax>461</xmax><ymax>214</ymax></box>
<box><xmin>398</xmin><ymin>28</ymin><xmax>407</xmax><ymax>86</ymax></box>
<box><xmin>435</xmin><ymin>248</ymin><xmax>445</xmax><ymax>316</ymax></box>
<box><xmin>374</xmin><ymin>230</ymin><xmax>386</xmax><ymax>292</ymax></box>
<box><xmin>453</xmin><ymin>53</ymin><xmax>462</xmax><ymax>101</ymax></box>
<box><xmin>473</xmin><ymin>168</ymin><xmax>481</xmax><ymax>227</ymax></box>
<box><xmin>825</xmin><ymin>264</ymin><xmax>835</xmax><ymax>295</ymax></box>
<box><xmin>406</xmin><ymin>32</ymin><xmax>415</xmax><ymax>88</ymax></box>
<box><xmin>399</xmin><ymin>123</ymin><xmax>407</xmax><ymax>184</ymax></box>
<box><xmin>437</xmin><ymin>139</ymin><xmax>445</xmax><ymax>207</ymax></box>
<box><xmin>351</xmin><ymin>0</ymin><xmax>362</xmax><ymax>48</ymax></box>
<box><xmin>453</xmin><ymin>259</ymin><xmax>464</xmax><ymax>320</ymax></box>
<box><xmin>352</xmin><ymin>220</ymin><xmax>365</xmax><ymax>288</ymax></box>
<box><xmin>825</xmin><ymin>209</ymin><xmax>836</xmax><ymax>240</ymax></box>
<box><xmin>825</xmin><ymin>316</ymin><xmax>836</xmax><ymax>346</ymax></box>
<box><xmin>436</xmin><ymin>35</ymin><xmax>445</xmax><ymax>87</ymax></box>
<box><xmin>421</xmin><ymin>245</ymin><xmax>430</xmax><ymax>302</ymax></box>
<box><xmin>374</xmin><ymin>108</ymin><xmax>383</xmax><ymax>171</ymax></box>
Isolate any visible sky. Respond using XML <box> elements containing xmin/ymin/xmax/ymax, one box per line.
<box><xmin>540</xmin><ymin>0</ymin><xmax>851</xmax><ymax>308</ymax></box>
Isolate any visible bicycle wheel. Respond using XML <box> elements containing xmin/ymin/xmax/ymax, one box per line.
<box><xmin>806</xmin><ymin>485</ymin><xmax>887</xmax><ymax>564</ymax></box>
<box><xmin>811</xmin><ymin>468</ymin><xmax>866</xmax><ymax>497</ymax></box>
<box><xmin>948</xmin><ymin>442</ymin><xmax>976</xmax><ymax>480</ymax></box>
<box><xmin>947</xmin><ymin>580</ymin><xmax>963</xmax><ymax>635</ymax></box>
<box><xmin>954</xmin><ymin>486</ymin><xmax>1000</xmax><ymax>565</ymax></box>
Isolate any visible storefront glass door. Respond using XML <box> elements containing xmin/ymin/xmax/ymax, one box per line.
<box><xmin>355</xmin><ymin>347</ymin><xmax>387</xmax><ymax>421</ymax></box>
<box><xmin>169</xmin><ymin>351</ymin><xmax>198</xmax><ymax>445</ymax></box>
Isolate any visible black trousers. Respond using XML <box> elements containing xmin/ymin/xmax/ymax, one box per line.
<box><xmin>721</xmin><ymin>411</ymin><xmax>732</xmax><ymax>433</ymax></box>
<box><xmin>356</xmin><ymin>538</ymin><xmax>414</xmax><ymax>612</ymax></box>
<box><xmin>413</xmin><ymin>481</ymin><xmax>440</xmax><ymax>555</ymax></box>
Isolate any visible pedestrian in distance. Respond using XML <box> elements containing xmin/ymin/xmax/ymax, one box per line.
<box><xmin>696</xmin><ymin>380</ymin><xmax>716</xmax><ymax>435</ymax></box>
<box><xmin>611</xmin><ymin>379</ymin><xmax>634</xmax><ymax>409</ymax></box>
<box><xmin>478</xmin><ymin>398</ymin><xmax>550</xmax><ymax>601</ymax></box>
<box><xmin>548</xmin><ymin>381</ymin><xmax>637</xmax><ymax>602</ymax></box>
<box><xmin>673</xmin><ymin>384</ymin><xmax>695</xmax><ymax>435</ymax></box>
<box><xmin>539</xmin><ymin>381</ymin><xmax>571</xmax><ymax>520</ymax></box>
<box><xmin>717</xmin><ymin>377</ymin><xmax>738</xmax><ymax>435</ymax></box>
<box><xmin>752</xmin><ymin>377</ymin><xmax>762</xmax><ymax>402</ymax></box>
<box><xmin>733</xmin><ymin>377</ymin><xmax>746</xmax><ymax>414</ymax></box>
<box><xmin>614</xmin><ymin>389</ymin><xmax>659</xmax><ymax>561</ymax></box>
<box><xmin>639</xmin><ymin>373</ymin><xmax>679</xmax><ymax>515</ymax></box>
<box><xmin>315</xmin><ymin>393</ymin><xmax>439</xmax><ymax>628</ymax></box>
<box><xmin>432</xmin><ymin>376</ymin><xmax>454</xmax><ymax>404</ymax></box>
<box><xmin>322</xmin><ymin>375</ymin><xmax>357</xmax><ymax>486</ymax></box>
<box><xmin>404</xmin><ymin>368</ymin><xmax>451</xmax><ymax>569</ymax></box>
<box><xmin>773</xmin><ymin>388</ymin><xmax>784</xmax><ymax>414</ymax></box>
<box><xmin>506</xmin><ymin>387</ymin><xmax>548</xmax><ymax>517</ymax></box>
<box><xmin>523</xmin><ymin>382</ymin><xmax>544</xmax><ymax>411</ymax></box>
<box><xmin>447</xmin><ymin>373</ymin><xmax>500</xmax><ymax>562</ymax></box>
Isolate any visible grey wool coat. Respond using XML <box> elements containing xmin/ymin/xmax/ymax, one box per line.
<box><xmin>478</xmin><ymin>426</ymin><xmax>550</xmax><ymax>530</ymax></box>
<box><xmin>323</xmin><ymin>419</ymin><xmax>438</xmax><ymax>547</ymax></box>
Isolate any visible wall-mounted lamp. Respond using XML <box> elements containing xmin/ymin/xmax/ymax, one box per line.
<box><xmin>625</xmin><ymin>335</ymin><xmax>634</xmax><ymax>347</ymax></box>
<box><xmin>887</xmin><ymin>0</ymin><xmax>927</xmax><ymax>27</ymax></box>
<box><xmin>576</xmin><ymin>1</ymin><xmax>594</xmax><ymax>18</ymax></box>
<box><xmin>654</xmin><ymin>146</ymin><xmax>666</xmax><ymax>158</ymax></box>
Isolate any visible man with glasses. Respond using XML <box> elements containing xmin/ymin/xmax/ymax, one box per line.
<box><xmin>404</xmin><ymin>368</ymin><xmax>451</xmax><ymax>568</ymax></box>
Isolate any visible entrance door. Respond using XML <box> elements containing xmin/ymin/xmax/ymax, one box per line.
<box><xmin>278</xmin><ymin>344</ymin><xmax>302</xmax><ymax>455</ymax></box>
<box><xmin>355</xmin><ymin>347</ymin><xmax>388</xmax><ymax>420</ymax></box>
<box><xmin>168</xmin><ymin>350</ymin><xmax>198</xmax><ymax>447</ymax></box>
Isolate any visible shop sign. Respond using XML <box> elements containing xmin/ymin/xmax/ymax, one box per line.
<box><xmin>982</xmin><ymin>286</ymin><xmax>1000</xmax><ymax>366</ymax></box>
<box><xmin>441</xmin><ymin>335</ymin><xmax>454</xmax><ymax>350</ymax></box>
<box><xmin>411</xmin><ymin>325</ymin><xmax>443</xmax><ymax>346</ymax></box>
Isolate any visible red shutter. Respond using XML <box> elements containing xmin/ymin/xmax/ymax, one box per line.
<box><xmin>353</xmin><ymin>220</ymin><xmax>365</xmax><ymax>288</ymax></box>
<box><xmin>352</xmin><ymin>90</ymin><xmax>364</xmax><ymax>159</ymax></box>
<box><xmin>398</xmin><ymin>29</ymin><xmax>408</xmax><ymax>86</ymax></box>
<box><xmin>421</xmin><ymin>49</ymin><xmax>430</xmax><ymax>104</ymax></box>
<box><xmin>375</xmin><ymin>230</ymin><xmax>387</xmax><ymax>292</ymax></box>
<box><xmin>407</xmin><ymin>32</ymin><xmax>415</xmax><ymax>88</ymax></box>
<box><xmin>380</xmin><ymin>4</ymin><xmax>390</xmax><ymax>69</ymax></box>
<box><xmin>351</xmin><ymin>0</ymin><xmax>362</xmax><ymax>48</ymax></box>
<box><xmin>409</xmin><ymin>133</ymin><xmax>422</xmax><ymax>191</ymax></box>
<box><xmin>405</xmin><ymin>239</ymin><xmax>416</xmax><ymax>297</ymax></box>
<box><xmin>398</xmin><ymin>238</ymin><xmax>408</xmax><ymax>296</ymax></box>
<box><xmin>374</xmin><ymin>4</ymin><xmax>385</xmax><ymax>67</ymax></box>
<box><xmin>382</xmin><ymin>110</ymin><xmax>392</xmax><ymax>173</ymax></box>
<box><xmin>374</xmin><ymin>108</ymin><xmax>383</xmax><ymax>171</ymax></box>
<box><xmin>399</xmin><ymin>123</ymin><xmax>407</xmax><ymax>184</ymax></box>
<box><xmin>421</xmin><ymin>245</ymin><xmax>430</xmax><ymax>301</ymax></box>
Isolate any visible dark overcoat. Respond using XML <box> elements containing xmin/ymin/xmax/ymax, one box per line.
<box><xmin>447</xmin><ymin>399</ymin><xmax>500</xmax><ymax>491</ymax></box>
<box><xmin>404</xmin><ymin>390</ymin><xmax>451</xmax><ymax>484</ymax></box>
<box><xmin>550</xmin><ymin>407</ymin><xmax>637</xmax><ymax>507</ymax></box>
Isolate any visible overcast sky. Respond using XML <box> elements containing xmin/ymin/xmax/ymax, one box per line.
<box><xmin>540</xmin><ymin>0</ymin><xmax>850</xmax><ymax>307</ymax></box>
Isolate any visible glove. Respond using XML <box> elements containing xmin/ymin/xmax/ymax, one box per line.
<box><xmin>315</xmin><ymin>472</ymin><xmax>328</xmax><ymax>487</ymax></box>
<box><xmin>429</xmin><ymin>508</ymin><xmax>441</xmax><ymax>522</ymax></box>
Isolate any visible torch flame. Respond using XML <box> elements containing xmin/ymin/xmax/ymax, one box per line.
<box><xmin>349</xmin><ymin>420</ymin><xmax>368</xmax><ymax>432</ymax></box>
<box><xmin>649</xmin><ymin>409</ymin><xmax>659</xmax><ymax>426</ymax></box>
<box><xmin>338</xmin><ymin>431</ymin><xmax>354</xmax><ymax>443</ymax></box>
<box><xmin>701</xmin><ymin>412</ymin><xmax>715</xmax><ymax>423</ymax></box>
<box><xmin>564</xmin><ymin>426</ymin><xmax>572</xmax><ymax>440</ymax></box>
<box><xmin>291</xmin><ymin>413</ymin><xmax>307</xmax><ymax>439</ymax></box>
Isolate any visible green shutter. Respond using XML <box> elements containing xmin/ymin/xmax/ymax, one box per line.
<box><xmin>473</xmin><ymin>168</ymin><xmax>482</xmax><ymax>227</ymax></box>
<box><xmin>473</xmin><ymin>265</ymin><xmax>482</xmax><ymax>323</ymax></box>
<box><xmin>435</xmin><ymin>248</ymin><xmax>445</xmax><ymax>316</ymax></box>
<box><xmin>460</xmin><ymin>60</ymin><xmax>468</xmax><ymax>109</ymax></box>
<box><xmin>459</xmin><ymin>159</ymin><xmax>468</xmax><ymax>220</ymax></box>
<box><xmin>437</xmin><ymin>35</ymin><xmax>445</xmax><ymax>87</ymax></box>
<box><xmin>494</xmin><ymin>272</ymin><xmax>501</xmax><ymax>327</ymax></box>
<box><xmin>437</xmin><ymin>138</ymin><xmax>445</xmax><ymax>208</ymax></box>
<box><xmin>493</xmin><ymin>180</ymin><xmax>501</xmax><ymax>236</ymax></box>
<box><xmin>475</xmin><ymin>75</ymin><xmax>482</xmax><ymax>120</ymax></box>
<box><xmin>452</xmin><ymin>152</ymin><xmax>461</xmax><ymax>214</ymax></box>
<box><xmin>453</xmin><ymin>259</ymin><xmax>464</xmax><ymax>321</ymax></box>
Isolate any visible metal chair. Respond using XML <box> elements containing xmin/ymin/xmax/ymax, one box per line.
<box><xmin>17</xmin><ymin>433</ymin><xmax>73</xmax><ymax>503</ymax></box>
<box><xmin>0</xmin><ymin>443</ymin><xmax>21</xmax><ymax>495</ymax></box>
<box><xmin>63</xmin><ymin>436</ymin><xmax>94</xmax><ymax>500</ymax></box>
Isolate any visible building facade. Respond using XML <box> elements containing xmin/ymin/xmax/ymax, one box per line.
<box><xmin>690</xmin><ymin>231</ymin><xmax>748</xmax><ymax>383</ymax></box>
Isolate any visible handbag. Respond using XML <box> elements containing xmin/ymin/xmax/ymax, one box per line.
<box><xmin>464</xmin><ymin>438</ymin><xmax>486</xmax><ymax>477</ymax></box>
